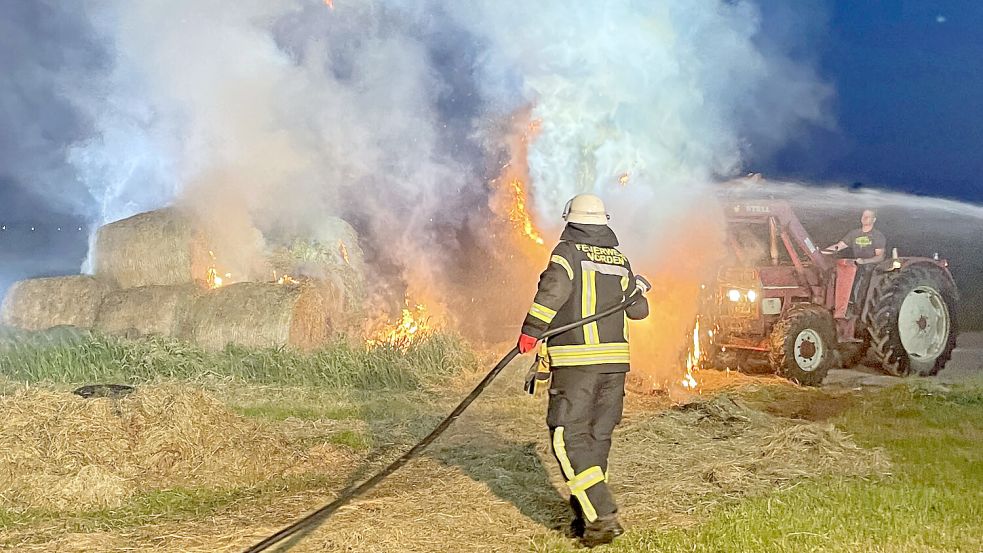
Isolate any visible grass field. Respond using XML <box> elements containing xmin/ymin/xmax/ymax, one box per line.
<box><xmin>0</xmin><ymin>328</ymin><xmax>980</xmax><ymax>552</ymax></box>
<box><xmin>543</xmin><ymin>383</ymin><xmax>983</xmax><ymax>553</ymax></box>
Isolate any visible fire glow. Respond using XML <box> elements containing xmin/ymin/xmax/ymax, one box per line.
<box><xmin>367</xmin><ymin>302</ymin><xmax>433</xmax><ymax>349</ymax></box>
<box><xmin>338</xmin><ymin>240</ymin><xmax>351</xmax><ymax>265</ymax></box>
<box><xmin>206</xmin><ymin>250</ymin><xmax>232</xmax><ymax>289</ymax></box>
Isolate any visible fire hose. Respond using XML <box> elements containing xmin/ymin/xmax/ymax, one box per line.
<box><xmin>243</xmin><ymin>277</ymin><xmax>650</xmax><ymax>552</ymax></box>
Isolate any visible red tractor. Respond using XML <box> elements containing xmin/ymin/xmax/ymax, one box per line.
<box><xmin>698</xmin><ymin>200</ymin><xmax>958</xmax><ymax>386</ymax></box>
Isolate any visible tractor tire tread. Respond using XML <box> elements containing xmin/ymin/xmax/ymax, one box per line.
<box><xmin>866</xmin><ymin>264</ymin><xmax>957</xmax><ymax>377</ymax></box>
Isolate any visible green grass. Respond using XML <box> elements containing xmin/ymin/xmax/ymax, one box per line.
<box><xmin>327</xmin><ymin>429</ymin><xmax>372</xmax><ymax>450</ymax></box>
<box><xmin>0</xmin><ymin>474</ymin><xmax>336</xmax><ymax>534</ymax></box>
<box><xmin>0</xmin><ymin>327</ymin><xmax>478</xmax><ymax>391</ymax></box>
<box><xmin>538</xmin><ymin>382</ymin><xmax>983</xmax><ymax>553</ymax></box>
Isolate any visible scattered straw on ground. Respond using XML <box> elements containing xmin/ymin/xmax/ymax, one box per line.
<box><xmin>0</xmin><ymin>385</ymin><xmax>355</xmax><ymax>513</ymax></box>
<box><xmin>1</xmin><ymin>366</ymin><xmax>890</xmax><ymax>552</ymax></box>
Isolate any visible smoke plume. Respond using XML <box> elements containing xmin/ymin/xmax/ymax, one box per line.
<box><xmin>3</xmin><ymin>1</ymin><xmax>835</xmax><ymax>361</ymax></box>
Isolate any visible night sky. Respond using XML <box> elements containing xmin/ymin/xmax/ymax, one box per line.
<box><xmin>755</xmin><ymin>0</ymin><xmax>983</xmax><ymax>202</ymax></box>
<box><xmin>1</xmin><ymin>0</ymin><xmax>981</xmax><ymax>290</ymax></box>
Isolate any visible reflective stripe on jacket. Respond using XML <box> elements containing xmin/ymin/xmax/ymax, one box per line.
<box><xmin>521</xmin><ymin>223</ymin><xmax>649</xmax><ymax>372</ymax></box>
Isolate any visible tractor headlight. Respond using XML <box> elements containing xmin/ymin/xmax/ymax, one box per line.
<box><xmin>727</xmin><ymin>289</ymin><xmax>742</xmax><ymax>302</ymax></box>
<box><xmin>746</xmin><ymin>290</ymin><xmax>757</xmax><ymax>302</ymax></box>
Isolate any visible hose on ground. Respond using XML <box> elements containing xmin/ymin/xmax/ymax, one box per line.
<box><xmin>242</xmin><ymin>284</ymin><xmax>647</xmax><ymax>552</ymax></box>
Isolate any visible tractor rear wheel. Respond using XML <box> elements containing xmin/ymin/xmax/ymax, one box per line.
<box><xmin>769</xmin><ymin>305</ymin><xmax>837</xmax><ymax>386</ymax></box>
<box><xmin>867</xmin><ymin>264</ymin><xmax>957</xmax><ymax>376</ymax></box>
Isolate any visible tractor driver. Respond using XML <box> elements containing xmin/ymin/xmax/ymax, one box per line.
<box><xmin>823</xmin><ymin>209</ymin><xmax>887</xmax><ymax>311</ymax></box>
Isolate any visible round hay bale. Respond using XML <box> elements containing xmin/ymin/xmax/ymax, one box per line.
<box><xmin>266</xmin><ymin>217</ymin><xmax>366</xmax><ymax>312</ymax></box>
<box><xmin>190</xmin><ymin>282</ymin><xmax>331</xmax><ymax>351</ymax></box>
<box><xmin>94</xmin><ymin>285</ymin><xmax>199</xmax><ymax>339</ymax></box>
<box><xmin>0</xmin><ymin>276</ymin><xmax>110</xmax><ymax>331</ymax></box>
<box><xmin>94</xmin><ymin>208</ymin><xmax>211</xmax><ymax>288</ymax></box>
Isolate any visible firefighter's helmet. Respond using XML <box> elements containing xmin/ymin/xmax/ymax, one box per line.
<box><xmin>563</xmin><ymin>194</ymin><xmax>609</xmax><ymax>225</ymax></box>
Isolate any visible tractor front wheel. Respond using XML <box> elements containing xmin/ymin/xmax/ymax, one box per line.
<box><xmin>769</xmin><ymin>306</ymin><xmax>837</xmax><ymax>386</ymax></box>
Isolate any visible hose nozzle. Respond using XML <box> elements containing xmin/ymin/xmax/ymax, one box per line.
<box><xmin>634</xmin><ymin>275</ymin><xmax>652</xmax><ymax>294</ymax></box>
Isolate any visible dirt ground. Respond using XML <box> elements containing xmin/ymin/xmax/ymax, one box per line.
<box><xmin>823</xmin><ymin>331</ymin><xmax>983</xmax><ymax>388</ymax></box>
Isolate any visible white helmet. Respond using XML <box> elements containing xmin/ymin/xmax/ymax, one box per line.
<box><xmin>562</xmin><ymin>194</ymin><xmax>609</xmax><ymax>225</ymax></box>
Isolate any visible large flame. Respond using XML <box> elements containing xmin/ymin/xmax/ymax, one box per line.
<box><xmin>491</xmin><ymin>108</ymin><xmax>548</xmax><ymax>252</ymax></box>
<box><xmin>508</xmin><ymin>178</ymin><xmax>545</xmax><ymax>246</ymax></box>
<box><xmin>627</xmin><ymin>206</ymin><xmax>726</xmax><ymax>396</ymax></box>
<box><xmin>367</xmin><ymin>301</ymin><xmax>434</xmax><ymax>349</ymax></box>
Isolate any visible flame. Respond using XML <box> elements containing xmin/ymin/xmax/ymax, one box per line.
<box><xmin>682</xmin><ymin>319</ymin><xmax>701</xmax><ymax>390</ymax></box>
<box><xmin>490</xmin><ymin>107</ymin><xmax>547</xmax><ymax>253</ymax></box>
<box><xmin>338</xmin><ymin>240</ymin><xmax>351</xmax><ymax>265</ymax></box>
<box><xmin>508</xmin><ymin>178</ymin><xmax>545</xmax><ymax>246</ymax></box>
<box><xmin>619</xmin><ymin>172</ymin><xmax>630</xmax><ymax>186</ymax></box>
<box><xmin>323</xmin><ymin>0</ymin><xmax>334</xmax><ymax>9</ymax></box>
<box><xmin>272</xmin><ymin>271</ymin><xmax>300</xmax><ymax>285</ymax></box>
<box><xmin>367</xmin><ymin>301</ymin><xmax>433</xmax><ymax>349</ymax></box>
<box><xmin>206</xmin><ymin>251</ymin><xmax>233</xmax><ymax>289</ymax></box>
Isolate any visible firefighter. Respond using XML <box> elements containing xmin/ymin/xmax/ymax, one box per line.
<box><xmin>517</xmin><ymin>193</ymin><xmax>649</xmax><ymax>548</ymax></box>
<box><xmin>823</xmin><ymin>209</ymin><xmax>887</xmax><ymax>312</ymax></box>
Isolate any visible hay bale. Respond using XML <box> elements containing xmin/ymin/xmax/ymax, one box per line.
<box><xmin>190</xmin><ymin>282</ymin><xmax>331</xmax><ymax>350</ymax></box>
<box><xmin>94</xmin><ymin>208</ymin><xmax>211</xmax><ymax>288</ymax></box>
<box><xmin>0</xmin><ymin>276</ymin><xmax>110</xmax><ymax>331</ymax></box>
<box><xmin>94</xmin><ymin>285</ymin><xmax>199</xmax><ymax>339</ymax></box>
<box><xmin>266</xmin><ymin>217</ymin><xmax>366</xmax><ymax>312</ymax></box>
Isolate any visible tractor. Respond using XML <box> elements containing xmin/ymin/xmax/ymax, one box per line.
<box><xmin>697</xmin><ymin>200</ymin><xmax>958</xmax><ymax>386</ymax></box>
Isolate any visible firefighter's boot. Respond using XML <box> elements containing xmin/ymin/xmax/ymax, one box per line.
<box><xmin>581</xmin><ymin>514</ymin><xmax>623</xmax><ymax>548</ymax></box>
<box><xmin>568</xmin><ymin>496</ymin><xmax>586</xmax><ymax>538</ymax></box>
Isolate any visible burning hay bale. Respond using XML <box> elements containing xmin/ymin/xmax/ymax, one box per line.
<box><xmin>266</xmin><ymin>217</ymin><xmax>366</xmax><ymax>313</ymax></box>
<box><xmin>0</xmin><ymin>276</ymin><xmax>111</xmax><ymax>331</ymax></box>
<box><xmin>190</xmin><ymin>282</ymin><xmax>332</xmax><ymax>351</ymax></box>
<box><xmin>94</xmin><ymin>208</ymin><xmax>212</xmax><ymax>289</ymax></box>
<box><xmin>0</xmin><ymin>385</ymin><xmax>354</xmax><ymax>512</ymax></box>
<box><xmin>94</xmin><ymin>285</ymin><xmax>200</xmax><ymax>339</ymax></box>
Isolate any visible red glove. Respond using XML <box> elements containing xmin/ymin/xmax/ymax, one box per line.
<box><xmin>517</xmin><ymin>333</ymin><xmax>539</xmax><ymax>354</ymax></box>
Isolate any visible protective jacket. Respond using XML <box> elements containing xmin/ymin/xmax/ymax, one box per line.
<box><xmin>521</xmin><ymin>223</ymin><xmax>649</xmax><ymax>372</ymax></box>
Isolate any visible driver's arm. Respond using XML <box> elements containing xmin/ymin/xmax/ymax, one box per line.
<box><xmin>857</xmin><ymin>248</ymin><xmax>885</xmax><ymax>266</ymax></box>
<box><xmin>823</xmin><ymin>240</ymin><xmax>848</xmax><ymax>254</ymax></box>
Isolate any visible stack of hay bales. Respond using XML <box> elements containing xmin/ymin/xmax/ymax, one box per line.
<box><xmin>89</xmin><ymin>208</ymin><xmax>208</xmax><ymax>341</ymax></box>
<box><xmin>1</xmin><ymin>208</ymin><xmax>362</xmax><ymax>351</ymax></box>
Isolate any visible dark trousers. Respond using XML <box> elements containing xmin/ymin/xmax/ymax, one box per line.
<box><xmin>849</xmin><ymin>264</ymin><xmax>874</xmax><ymax>314</ymax></box>
<box><xmin>547</xmin><ymin>368</ymin><xmax>626</xmax><ymax>522</ymax></box>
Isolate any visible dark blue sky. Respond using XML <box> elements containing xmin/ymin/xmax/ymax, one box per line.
<box><xmin>757</xmin><ymin>0</ymin><xmax>983</xmax><ymax>202</ymax></box>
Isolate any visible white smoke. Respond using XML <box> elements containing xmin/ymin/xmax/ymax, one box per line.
<box><xmin>453</xmin><ymin>0</ymin><xmax>833</xmax><ymax>224</ymax></box>
<box><xmin>68</xmin><ymin>0</ymin><xmax>469</xmax><ymax>288</ymax></box>
<box><xmin>33</xmin><ymin>0</ymin><xmax>836</xmax><ymax>330</ymax></box>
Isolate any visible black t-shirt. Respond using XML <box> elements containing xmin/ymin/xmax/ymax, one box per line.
<box><xmin>841</xmin><ymin>228</ymin><xmax>886</xmax><ymax>259</ymax></box>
